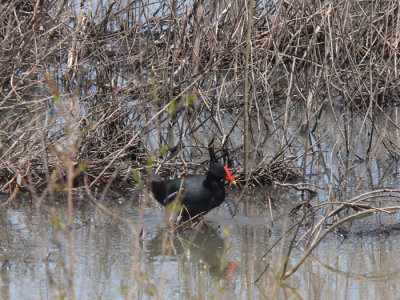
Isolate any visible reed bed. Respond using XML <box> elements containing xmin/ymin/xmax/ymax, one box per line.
<box><xmin>0</xmin><ymin>0</ymin><xmax>399</xmax><ymax>193</ymax></box>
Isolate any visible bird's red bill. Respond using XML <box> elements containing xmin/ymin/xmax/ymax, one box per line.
<box><xmin>224</xmin><ymin>166</ymin><xmax>236</xmax><ymax>184</ymax></box>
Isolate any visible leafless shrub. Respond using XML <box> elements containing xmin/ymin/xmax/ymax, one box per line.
<box><xmin>0</xmin><ymin>0</ymin><xmax>398</xmax><ymax>194</ymax></box>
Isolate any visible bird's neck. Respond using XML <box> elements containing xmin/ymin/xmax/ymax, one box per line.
<box><xmin>204</xmin><ymin>175</ymin><xmax>221</xmax><ymax>187</ymax></box>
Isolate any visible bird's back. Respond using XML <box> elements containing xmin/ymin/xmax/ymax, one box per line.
<box><xmin>151</xmin><ymin>174</ymin><xmax>226</xmax><ymax>218</ymax></box>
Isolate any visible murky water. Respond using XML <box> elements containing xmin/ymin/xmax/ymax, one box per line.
<box><xmin>1</xmin><ymin>186</ymin><xmax>400</xmax><ymax>300</ymax></box>
<box><xmin>2</xmin><ymin>105</ymin><xmax>400</xmax><ymax>299</ymax></box>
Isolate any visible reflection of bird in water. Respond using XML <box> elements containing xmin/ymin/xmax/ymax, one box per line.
<box><xmin>146</xmin><ymin>227</ymin><xmax>237</xmax><ymax>278</ymax></box>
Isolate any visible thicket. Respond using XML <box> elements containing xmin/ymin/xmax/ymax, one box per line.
<box><xmin>0</xmin><ymin>0</ymin><xmax>399</xmax><ymax>193</ymax></box>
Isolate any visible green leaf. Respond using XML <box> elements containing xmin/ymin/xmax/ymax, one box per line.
<box><xmin>49</xmin><ymin>145</ymin><xmax>57</xmax><ymax>156</ymax></box>
<box><xmin>132</xmin><ymin>170</ymin><xmax>142</xmax><ymax>186</ymax></box>
<box><xmin>186</xmin><ymin>93</ymin><xmax>197</xmax><ymax>106</ymax></box>
<box><xmin>146</xmin><ymin>155</ymin><xmax>153</xmax><ymax>166</ymax></box>
<box><xmin>51</xmin><ymin>214</ymin><xmax>66</xmax><ymax>231</ymax></box>
<box><xmin>120</xmin><ymin>285</ymin><xmax>128</xmax><ymax>295</ymax></box>
<box><xmin>216</xmin><ymin>250</ymin><xmax>222</xmax><ymax>260</ymax></box>
<box><xmin>150</xmin><ymin>87</ymin><xmax>158</xmax><ymax>99</ymax></box>
<box><xmin>78</xmin><ymin>161</ymin><xmax>87</xmax><ymax>171</ymax></box>
<box><xmin>50</xmin><ymin>169</ymin><xmax>58</xmax><ymax>180</ymax></box>
<box><xmin>138</xmin><ymin>273</ymin><xmax>149</xmax><ymax>281</ymax></box>
<box><xmin>59</xmin><ymin>222</ymin><xmax>66</xmax><ymax>231</ymax></box>
<box><xmin>222</xmin><ymin>259</ymin><xmax>228</xmax><ymax>268</ymax></box>
<box><xmin>223</xmin><ymin>227</ymin><xmax>231</xmax><ymax>238</ymax></box>
<box><xmin>173</xmin><ymin>203</ymin><xmax>183</xmax><ymax>214</ymax></box>
<box><xmin>168</xmin><ymin>99</ymin><xmax>176</xmax><ymax>115</ymax></box>
<box><xmin>219</xmin><ymin>285</ymin><xmax>227</xmax><ymax>292</ymax></box>
<box><xmin>51</xmin><ymin>215</ymin><xmax>60</xmax><ymax>228</ymax></box>
<box><xmin>159</xmin><ymin>145</ymin><xmax>168</xmax><ymax>155</ymax></box>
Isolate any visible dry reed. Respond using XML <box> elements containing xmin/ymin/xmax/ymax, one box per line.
<box><xmin>0</xmin><ymin>0</ymin><xmax>398</xmax><ymax>194</ymax></box>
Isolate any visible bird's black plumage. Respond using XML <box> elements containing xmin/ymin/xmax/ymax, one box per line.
<box><xmin>150</xmin><ymin>164</ymin><xmax>236</xmax><ymax>218</ymax></box>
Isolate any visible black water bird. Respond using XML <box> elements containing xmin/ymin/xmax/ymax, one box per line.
<box><xmin>149</xmin><ymin>164</ymin><xmax>236</xmax><ymax>219</ymax></box>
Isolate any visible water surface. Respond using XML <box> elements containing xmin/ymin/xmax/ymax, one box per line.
<box><xmin>1</xmin><ymin>187</ymin><xmax>400</xmax><ymax>299</ymax></box>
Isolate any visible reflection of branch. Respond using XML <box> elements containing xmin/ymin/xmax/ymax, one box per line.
<box><xmin>297</xmin><ymin>189</ymin><xmax>400</xmax><ymax>247</ymax></box>
<box><xmin>310</xmin><ymin>254</ymin><xmax>400</xmax><ymax>282</ymax></box>
<box><xmin>273</xmin><ymin>181</ymin><xmax>317</xmax><ymax>194</ymax></box>
<box><xmin>284</xmin><ymin>205</ymin><xmax>400</xmax><ymax>279</ymax></box>
<box><xmin>281</xmin><ymin>283</ymin><xmax>307</xmax><ymax>300</ymax></box>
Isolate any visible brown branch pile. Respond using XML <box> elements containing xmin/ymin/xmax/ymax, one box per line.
<box><xmin>0</xmin><ymin>0</ymin><xmax>399</xmax><ymax>193</ymax></box>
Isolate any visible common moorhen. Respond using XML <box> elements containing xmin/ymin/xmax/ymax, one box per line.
<box><xmin>150</xmin><ymin>164</ymin><xmax>236</xmax><ymax>218</ymax></box>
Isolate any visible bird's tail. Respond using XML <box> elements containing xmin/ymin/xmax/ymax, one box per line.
<box><xmin>144</xmin><ymin>167</ymin><xmax>167</xmax><ymax>206</ymax></box>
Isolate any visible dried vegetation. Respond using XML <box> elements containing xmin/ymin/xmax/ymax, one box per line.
<box><xmin>0</xmin><ymin>0</ymin><xmax>399</xmax><ymax>194</ymax></box>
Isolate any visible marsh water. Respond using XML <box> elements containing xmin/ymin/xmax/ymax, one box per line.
<box><xmin>1</xmin><ymin>191</ymin><xmax>400</xmax><ymax>300</ymax></box>
<box><xmin>2</xmin><ymin>104</ymin><xmax>400</xmax><ymax>299</ymax></box>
